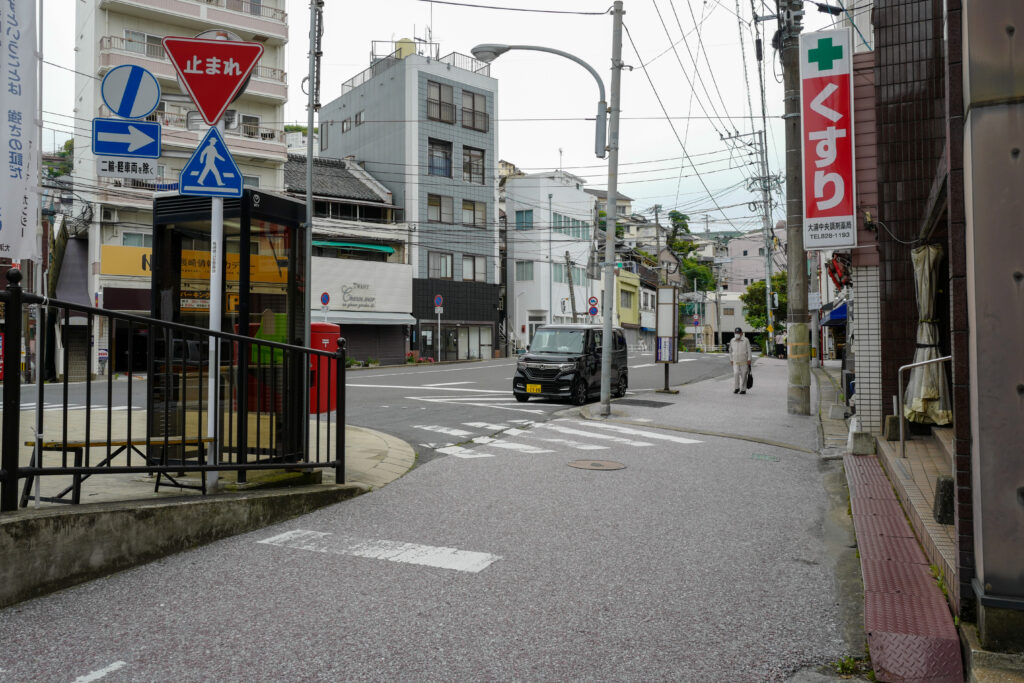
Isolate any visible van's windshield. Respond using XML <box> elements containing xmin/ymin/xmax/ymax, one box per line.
<box><xmin>530</xmin><ymin>329</ymin><xmax>586</xmax><ymax>354</ymax></box>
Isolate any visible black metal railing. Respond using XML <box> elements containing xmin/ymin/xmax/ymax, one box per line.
<box><xmin>0</xmin><ymin>268</ymin><xmax>346</xmax><ymax>512</ymax></box>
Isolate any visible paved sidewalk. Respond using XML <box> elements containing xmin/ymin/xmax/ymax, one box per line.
<box><xmin>582</xmin><ymin>356</ymin><xmax>821</xmax><ymax>455</ymax></box>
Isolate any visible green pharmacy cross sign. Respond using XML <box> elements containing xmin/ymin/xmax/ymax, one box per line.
<box><xmin>808</xmin><ymin>37</ymin><xmax>844</xmax><ymax>70</ymax></box>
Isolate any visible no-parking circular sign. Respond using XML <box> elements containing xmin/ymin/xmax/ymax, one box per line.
<box><xmin>320</xmin><ymin>292</ymin><xmax>330</xmax><ymax>306</ymax></box>
<box><xmin>433</xmin><ymin>294</ymin><xmax>444</xmax><ymax>307</ymax></box>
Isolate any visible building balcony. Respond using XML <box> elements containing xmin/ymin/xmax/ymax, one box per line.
<box><xmin>98</xmin><ymin>0</ymin><xmax>287</xmax><ymax>44</ymax></box>
<box><xmin>98</xmin><ymin>35</ymin><xmax>287</xmax><ymax>102</ymax></box>
<box><xmin>98</xmin><ymin>105</ymin><xmax>287</xmax><ymax>163</ymax></box>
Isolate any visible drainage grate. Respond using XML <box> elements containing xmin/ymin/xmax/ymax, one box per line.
<box><xmin>568</xmin><ymin>460</ymin><xmax>625</xmax><ymax>471</ymax></box>
<box><xmin>613</xmin><ymin>399</ymin><xmax>672</xmax><ymax>408</ymax></box>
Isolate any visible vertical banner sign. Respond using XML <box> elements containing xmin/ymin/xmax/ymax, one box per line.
<box><xmin>655</xmin><ymin>286</ymin><xmax>678</xmax><ymax>363</ymax></box>
<box><xmin>799</xmin><ymin>29</ymin><xmax>857</xmax><ymax>251</ymax></box>
<box><xmin>0</xmin><ymin>0</ymin><xmax>39</xmax><ymax>261</ymax></box>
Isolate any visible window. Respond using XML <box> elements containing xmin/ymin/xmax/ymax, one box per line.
<box><xmin>620</xmin><ymin>290</ymin><xmax>634</xmax><ymax>309</ymax></box>
<box><xmin>428</xmin><ymin>138</ymin><xmax>452</xmax><ymax>177</ymax></box>
<box><xmin>723</xmin><ymin>307</ymin><xmax>736</xmax><ymax>316</ymax></box>
<box><xmin>341</xmin><ymin>118</ymin><xmax>352</xmax><ymax>133</ymax></box>
<box><xmin>743</xmin><ymin>279</ymin><xmax>749</xmax><ymax>285</ymax></box>
<box><xmin>242</xmin><ymin>175</ymin><xmax>260</xmax><ymax>188</ymax></box>
<box><xmin>462</xmin><ymin>90</ymin><xmax>488</xmax><ymax>132</ymax></box>
<box><xmin>241</xmin><ymin>114</ymin><xmax>260</xmax><ymax>138</ymax></box>
<box><xmin>428</xmin><ymin>251</ymin><xmax>453</xmax><ymax>279</ymax></box>
<box><xmin>427</xmin><ymin>194</ymin><xmax>454</xmax><ymax>223</ymax></box>
<box><xmin>463</xmin><ymin>255</ymin><xmax>486</xmax><ymax>282</ymax></box>
<box><xmin>758</xmin><ymin>247</ymin><xmax>765</xmax><ymax>256</ymax></box>
<box><xmin>552</xmin><ymin>212</ymin><xmax>589</xmax><ymax>240</ymax></box>
<box><xmin>553</xmin><ymin>264</ymin><xmax>586</xmax><ymax>284</ymax></box>
<box><xmin>319</xmin><ymin>122</ymin><xmax>328</xmax><ymax>150</ymax></box>
<box><xmin>122</xmin><ymin>232</ymin><xmax>152</xmax><ymax>247</ymax></box>
<box><xmin>462</xmin><ymin>200</ymin><xmax>486</xmax><ymax>227</ymax></box>
<box><xmin>354</xmin><ymin>111</ymin><xmax>364</xmax><ymax>126</ymax></box>
<box><xmin>742</xmin><ymin>249</ymin><xmax>748</xmax><ymax>256</ymax></box>
<box><xmin>515</xmin><ymin>209</ymin><xmax>533</xmax><ymax>230</ymax></box>
<box><xmin>427</xmin><ymin>81</ymin><xmax>455</xmax><ymax>123</ymax></box>
<box><xmin>124</xmin><ymin>30</ymin><xmax>163</xmax><ymax>59</ymax></box>
<box><xmin>463</xmin><ymin>146</ymin><xmax>484</xmax><ymax>184</ymax></box>
<box><xmin>515</xmin><ymin>261</ymin><xmax>534</xmax><ymax>281</ymax></box>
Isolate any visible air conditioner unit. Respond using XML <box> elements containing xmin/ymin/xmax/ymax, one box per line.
<box><xmin>101</xmin><ymin>207</ymin><xmax>118</xmax><ymax>222</ymax></box>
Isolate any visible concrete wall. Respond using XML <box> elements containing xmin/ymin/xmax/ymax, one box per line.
<box><xmin>0</xmin><ymin>486</ymin><xmax>362</xmax><ymax>609</ymax></box>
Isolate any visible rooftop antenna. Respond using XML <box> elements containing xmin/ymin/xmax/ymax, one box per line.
<box><xmin>559</xmin><ymin>147</ymin><xmax>563</xmax><ymax>171</ymax></box>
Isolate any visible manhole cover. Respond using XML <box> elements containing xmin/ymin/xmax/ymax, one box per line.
<box><xmin>568</xmin><ymin>460</ymin><xmax>626</xmax><ymax>471</ymax></box>
<box><xmin>613</xmin><ymin>399</ymin><xmax>671</xmax><ymax>408</ymax></box>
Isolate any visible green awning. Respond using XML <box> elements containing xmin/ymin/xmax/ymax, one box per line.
<box><xmin>312</xmin><ymin>240</ymin><xmax>395</xmax><ymax>254</ymax></box>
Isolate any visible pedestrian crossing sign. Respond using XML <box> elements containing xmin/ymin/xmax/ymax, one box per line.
<box><xmin>179</xmin><ymin>126</ymin><xmax>242</xmax><ymax>198</ymax></box>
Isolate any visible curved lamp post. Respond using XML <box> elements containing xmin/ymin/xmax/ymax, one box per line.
<box><xmin>472</xmin><ymin>1</ymin><xmax>624</xmax><ymax>416</ymax></box>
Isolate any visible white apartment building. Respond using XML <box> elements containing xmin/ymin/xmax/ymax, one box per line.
<box><xmin>718</xmin><ymin>224</ymin><xmax>787</xmax><ymax>292</ymax></box>
<box><xmin>505</xmin><ymin>170</ymin><xmax>600</xmax><ymax>349</ymax></box>
<box><xmin>70</xmin><ymin>0</ymin><xmax>289</xmax><ymax>375</ymax></box>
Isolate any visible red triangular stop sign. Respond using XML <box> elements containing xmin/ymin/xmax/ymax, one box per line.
<box><xmin>163</xmin><ymin>36</ymin><xmax>264</xmax><ymax>126</ymax></box>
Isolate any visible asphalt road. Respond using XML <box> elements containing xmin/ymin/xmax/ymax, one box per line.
<box><xmin>345</xmin><ymin>351</ymin><xmax>732</xmax><ymax>465</ymax></box>
<box><xmin>0</xmin><ymin>385</ymin><xmax>852</xmax><ymax>681</ymax></box>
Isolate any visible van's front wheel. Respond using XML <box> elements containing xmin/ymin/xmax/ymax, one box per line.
<box><xmin>613</xmin><ymin>373</ymin><xmax>628</xmax><ymax>398</ymax></box>
<box><xmin>570</xmin><ymin>379</ymin><xmax>588</xmax><ymax>406</ymax></box>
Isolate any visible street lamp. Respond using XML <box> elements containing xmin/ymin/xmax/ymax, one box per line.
<box><xmin>472</xmin><ymin>0</ymin><xmax>624</xmax><ymax>416</ymax></box>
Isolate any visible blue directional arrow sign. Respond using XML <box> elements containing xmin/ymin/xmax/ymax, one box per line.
<box><xmin>179</xmin><ymin>127</ymin><xmax>242</xmax><ymax>198</ymax></box>
<box><xmin>92</xmin><ymin>118</ymin><xmax>161</xmax><ymax>158</ymax></box>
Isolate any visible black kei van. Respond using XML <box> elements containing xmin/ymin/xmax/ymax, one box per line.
<box><xmin>512</xmin><ymin>324</ymin><xmax>628</xmax><ymax>405</ymax></box>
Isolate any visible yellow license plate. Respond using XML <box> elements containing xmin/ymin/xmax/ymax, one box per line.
<box><xmin>526</xmin><ymin>384</ymin><xmax>542</xmax><ymax>394</ymax></box>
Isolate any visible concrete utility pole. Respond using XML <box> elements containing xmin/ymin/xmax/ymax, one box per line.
<box><xmin>780</xmin><ymin>0</ymin><xmax>810</xmax><ymax>414</ymax></box>
<box><xmin>652</xmin><ymin>203</ymin><xmax>663</xmax><ymax>284</ymax></box>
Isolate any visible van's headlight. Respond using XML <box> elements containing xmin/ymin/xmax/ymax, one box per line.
<box><xmin>558</xmin><ymin>362</ymin><xmax>577</xmax><ymax>371</ymax></box>
<box><xmin>517</xmin><ymin>361</ymin><xmax>527</xmax><ymax>372</ymax></box>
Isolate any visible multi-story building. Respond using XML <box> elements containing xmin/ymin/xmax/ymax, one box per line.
<box><xmin>319</xmin><ymin>39</ymin><xmax>500</xmax><ymax>361</ymax></box>
<box><xmin>718</xmin><ymin>224</ymin><xmax>786</xmax><ymax>293</ymax></box>
<box><xmin>72</xmin><ymin>0</ymin><xmax>289</xmax><ymax>375</ymax></box>
<box><xmin>281</xmin><ymin>154</ymin><xmax>411</xmax><ymax>365</ymax></box>
<box><xmin>504</xmin><ymin>170</ymin><xmax>600</xmax><ymax>349</ymax></box>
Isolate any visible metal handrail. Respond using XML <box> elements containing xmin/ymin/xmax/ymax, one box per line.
<box><xmin>898</xmin><ymin>355</ymin><xmax>951</xmax><ymax>458</ymax></box>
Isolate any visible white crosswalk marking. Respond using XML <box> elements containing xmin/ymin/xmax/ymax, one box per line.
<box><xmin>412</xmin><ymin>425</ymin><xmax>473</xmax><ymax>437</ymax></box>
<box><xmin>483</xmin><ymin>440</ymin><xmax>553</xmax><ymax>453</ymax></box>
<box><xmin>463</xmin><ymin>422</ymin><xmax>509</xmax><ymax>430</ymax></box>
<box><xmin>533</xmin><ymin>422</ymin><xmax>654</xmax><ymax>447</ymax></box>
<box><xmin>259</xmin><ymin>529</ymin><xmax>500</xmax><ymax>573</ymax></box>
<box><xmin>436</xmin><ymin>445</ymin><xmax>494</xmax><ymax>459</ymax></box>
<box><xmin>567</xmin><ymin>420</ymin><xmax>703</xmax><ymax>444</ymax></box>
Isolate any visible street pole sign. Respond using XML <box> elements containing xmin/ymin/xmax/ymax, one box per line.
<box><xmin>799</xmin><ymin>28</ymin><xmax>857</xmax><ymax>250</ymax></box>
<box><xmin>100</xmin><ymin>65</ymin><xmax>161</xmax><ymax>120</ymax></box>
<box><xmin>656</xmin><ymin>286</ymin><xmax>678</xmax><ymax>364</ymax></box>
<box><xmin>91</xmin><ymin>119</ymin><xmax>161</xmax><ymax>158</ymax></box>
<box><xmin>179</xmin><ymin>126</ymin><xmax>242</xmax><ymax>197</ymax></box>
<box><xmin>96</xmin><ymin>158</ymin><xmax>158</xmax><ymax>180</ymax></box>
<box><xmin>162</xmin><ymin>36</ymin><xmax>264</xmax><ymax>126</ymax></box>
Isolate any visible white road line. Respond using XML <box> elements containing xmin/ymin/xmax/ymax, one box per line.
<box><xmin>534</xmin><ymin>423</ymin><xmax>654</xmax><ymax>447</ymax></box>
<box><xmin>412</xmin><ymin>425</ymin><xmax>473</xmax><ymax>437</ymax></box>
<box><xmin>72</xmin><ymin>661</ymin><xmax>127</xmax><ymax>683</ymax></box>
<box><xmin>407</xmin><ymin>397</ymin><xmax>545</xmax><ymax>414</ymax></box>
<box><xmin>350</xmin><ymin>363</ymin><xmax>517</xmax><ymax>379</ymax></box>
<box><xmin>632</xmin><ymin>363</ymin><xmax>656</xmax><ymax>369</ymax></box>
<box><xmin>436</xmin><ymin>445</ymin><xmax>495</xmax><ymax>458</ymax></box>
<box><xmin>632</xmin><ymin>418</ymin><xmax>653</xmax><ymax>422</ymax></box>
<box><xmin>535</xmin><ymin>437</ymin><xmax>609</xmax><ymax>450</ymax></box>
<box><xmin>348</xmin><ymin>383</ymin><xmax>509</xmax><ymax>394</ymax></box>
<box><xmin>570</xmin><ymin>420</ymin><xmax>703</xmax><ymax>444</ymax></box>
<box><xmin>259</xmin><ymin>530</ymin><xmax>500</xmax><ymax>573</ymax></box>
<box><xmin>422</xmin><ymin>381</ymin><xmax>475</xmax><ymax>386</ymax></box>
<box><xmin>499</xmin><ymin>427</ymin><xmax>531</xmax><ymax>437</ymax></box>
<box><xmin>413</xmin><ymin>395</ymin><xmax>520</xmax><ymax>402</ymax></box>
<box><xmin>485</xmin><ymin>440</ymin><xmax>553</xmax><ymax>453</ymax></box>
<box><xmin>464</xmin><ymin>422</ymin><xmax>509</xmax><ymax>430</ymax></box>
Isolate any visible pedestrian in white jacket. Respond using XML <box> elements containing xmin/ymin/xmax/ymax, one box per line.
<box><xmin>729</xmin><ymin>327</ymin><xmax>752</xmax><ymax>394</ymax></box>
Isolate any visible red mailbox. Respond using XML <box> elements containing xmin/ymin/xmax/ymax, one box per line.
<box><xmin>310</xmin><ymin>322</ymin><xmax>341</xmax><ymax>413</ymax></box>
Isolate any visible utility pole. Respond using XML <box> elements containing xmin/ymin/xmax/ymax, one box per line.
<box><xmin>652</xmin><ymin>203</ymin><xmax>664</xmax><ymax>284</ymax></box>
<box><xmin>564</xmin><ymin>251</ymin><xmax>578</xmax><ymax>321</ymax></box>
<box><xmin>780</xmin><ymin>0</ymin><xmax>810</xmax><ymax>414</ymax></box>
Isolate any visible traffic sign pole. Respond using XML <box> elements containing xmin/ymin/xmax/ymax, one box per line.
<box><xmin>206</xmin><ymin>117</ymin><xmax>225</xmax><ymax>491</ymax></box>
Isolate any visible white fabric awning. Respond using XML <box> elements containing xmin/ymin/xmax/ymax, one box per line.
<box><xmin>316</xmin><ymin>310</ymin><xmax>415</xmax><ymax>326</ymax></box>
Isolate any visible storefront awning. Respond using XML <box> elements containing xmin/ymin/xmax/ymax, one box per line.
<box><xmin>822</xmin><ymin>301</ymin><xmax>847</xmax><ymax>326</ymax></box>
<box><xmin>312</xmin><ymin>240</ymin><xmax>395</xmax><ymax>255</ymax></box>
<box><xmin>320</xmin><ymin>311</ymin><xmax>415</xmax><ymax>326</ymax></box>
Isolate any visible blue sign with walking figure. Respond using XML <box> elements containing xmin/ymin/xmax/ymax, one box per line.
<box><xmin>179</xmin><ymin>127</ymin><xmax>242</xmax><ymax>198</ymax></box>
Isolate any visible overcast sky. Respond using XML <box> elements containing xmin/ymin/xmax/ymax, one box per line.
<box><xmin>44</xmin><ymin>0</ymin><xmax>848</xmax><ymax>231</ymax></box>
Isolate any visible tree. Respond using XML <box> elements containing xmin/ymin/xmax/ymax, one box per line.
<box><xmin>666</xmin><ymin>210</ymin><xmax>696</xmax><ymax>257</ymax></box>
<box><xmin>597</xmin><ymin>210</ymin><xmax>625</xmax><ymax>239</ymax></box>
<box><xmin>680</xmin><ymin>259</ymin><xmax>715</xmax><ymax>292</ymax></box>
<box><xmin>740</xmin><ymin>271</ymin><xmax>788</xmax><ymax>343</ymax></box>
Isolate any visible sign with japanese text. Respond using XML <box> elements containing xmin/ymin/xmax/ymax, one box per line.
<box><xmin>800</xmin><ymin>29</ymin><xmax>857</xmax><ymax>251</ymax></box>
<box><xmin>162</xmin><ymin>36</ymin><xmax>264</xmax><ymax>126</ymax></box>
<box><xmin>0</xmin><ymin>0</ymin><xmax>39</xmax><ymax>261</ymax></box>
<box><xmin>655</xmin><ymin>286</ymin><xmax>678</xmax><ymax>363</ymax></box>
<box><xmin>96</xmin><ymin>157</ymin><xmax>159</xmax><ymax>180</ymax></box>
